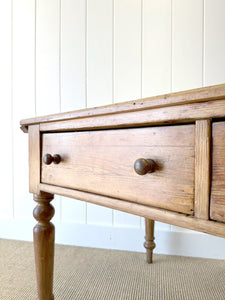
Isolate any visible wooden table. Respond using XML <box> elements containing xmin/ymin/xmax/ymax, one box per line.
<box><xmin>21</xmin><ymin>84</ymin><xmax>225</xmax><ymax>300</ymax></box>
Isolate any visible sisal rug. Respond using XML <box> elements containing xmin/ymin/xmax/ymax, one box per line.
<box><xmin>0</xmin><ymin>239</ymin><xmax>224</xmax><ymax>299</ymax></box>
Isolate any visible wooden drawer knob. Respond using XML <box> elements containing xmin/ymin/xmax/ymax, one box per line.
<box><xmin>134</xmin><ymin>158</ymin><xmax>155</xmax><ymax>175</ymax></box>
<box><xmin>43</xmin><ymin>153</ymin><xmax>61</xmax><ymax>165</ymax></box>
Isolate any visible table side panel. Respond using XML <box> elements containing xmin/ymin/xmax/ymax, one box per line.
<box><xmin>29</xmin><ymin>124</ymin><xmax>41</xmax><ymax>194</ymax></box>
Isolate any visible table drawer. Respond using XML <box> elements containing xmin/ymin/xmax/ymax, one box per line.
<box><xmin>211</xmin><ymin>121</ymin><xmax>225</xmax><ymax>222</ymax></box>
<box><xmin>41</xmin><ymin>125</ymin><xmax>195</xmax><ymax>214</ymax></box>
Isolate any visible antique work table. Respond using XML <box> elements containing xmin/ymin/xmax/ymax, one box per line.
<box><xmin>21</xmin><ymin>84</ymin><xmax>225</xmax><ymax>300</ymax></box>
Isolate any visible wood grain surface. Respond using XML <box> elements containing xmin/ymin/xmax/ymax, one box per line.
<box><xmin>38</xmin><ymin>98</ymin><xmax>225</xmax><ymax>132</ymax></box>
<box><xmin>41</xmin><ymin>125</ymin><xmax>195</xmax><ymax>214</ymax></box>
<box><xmin>20</xmin><ymin>84</ymin><xmax>225</xmax><ymax>132</ymax></box>
<box><xmin>39</xmin><ymin>183</ymin><xmax>225</xmax><ymax>239</ymax></box>
<box><xmin>29</xmin><ymin>125</ymin><xmax>40</xmax><ymax>194</ymax></box>
<box><xmin>195</xmin><ymin>120</ymin><xmax>211</xmax><ymax>219</ymax></box>
<box><xmin>210</xmin><ymin>122</ymin><xmax>225</xmax><ymax>222</ymax></box>
<box><xmin>33</xmin><ymin>192</ymin><xmax>55</xmax><ymax>300</ymax></box>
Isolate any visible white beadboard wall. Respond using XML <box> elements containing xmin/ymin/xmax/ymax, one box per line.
<box><xmin>0</xmin><ymin>0</ymin><xmax>225</xmax><ymax>259</ymax></box>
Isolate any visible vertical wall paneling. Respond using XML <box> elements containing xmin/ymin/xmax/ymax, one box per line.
<box><xmin>171</xmin><ymin>0</ymin><xmax>203</xmax><ymax>234</ymax></box>
<box><xmin>87</xmin><ymin>0</ymin><xmax>113</xmax><ymax>107</ymax></box>
<box><xmin>13</xmin><ymin>0</ymin><xmax>36</xmax><ymax>219</ymax></box>
<box><xmin>113</xmin><ymin>211</ymin><xmax>141</xmax><ymax>229</ymax></box>
<box><xmin>113</xmin><ymin>0</ymin><xmax>141</xmax><ymax>228</ymax></box>
<box><xmin>0</xmin><ymin>0</ymin><xmax>225</xmax><ymax>258</ymax></box>
<box><xmin>36</xmin><ymin>0</ymin><xmax>60</xmax><ymax>116</ymax></box>
<box><xmin>114</xmin><ymin>0</ymin><xmax>142</xmax><ymax>102</ymax></box>
<box><xmin>142</xmin><ymin>0</ymin><xmax>172</xmax><ymax>97</ymax></box>
<box><xmin>61</xmin><ymin>0</ymin><xmax>86</xmax><ymax>223</ymax></box>
<box><xmin>141</xmin><ymin>2</ymin><xmax>172</xmax><ymax>245</ymax></box>
<box><xmin>36</xmin><ymin>0</ymin><xmax>61</xmax><ymax>220</ymax></box>
<box><xmin>141</xmin><ymin>0</ymin><xmax>172</xmax><ymax>232</ymax></box>
<box><xmin>61</xmin><ymin>0</ymin><xmax>86</xmax><ymax>111</ymax></box>
<box><xmin>204</xmin><ymin>0</ymin><xmax>225</xmax><ymax>85</ymax></box>
<box><xmin>86</xmin><ymin>0</ymin><xmax>113</xmax><ymax>225</ymax></box>
<box><xmin>172</xmin><ymin>0</ymin><xmax>203</xmax><ymax>92</ymax></box>
<box><xmin>0</xmin><ymin>1</ymin><xmax>13</xmax><ymax>218</ymax></box>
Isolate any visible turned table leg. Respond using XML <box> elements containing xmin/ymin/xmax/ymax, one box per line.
<box><xmin>144</xmin><ymin>218</ymin><xmax>156</xmax><ymax>264</ymax></box>
<box><xmin>33</xmin><ymin>192</ymin><xmax>55</xmax><ymax>300</ymax></box>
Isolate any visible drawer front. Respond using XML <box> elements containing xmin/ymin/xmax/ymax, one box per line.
<box><xmin>41</xmin><ymin>125</ymin><xmax>195</xmax><ymax>214</ymax></box>
<box><xmin>211</xmin><ymin>122</ymin><xmax>225</xmax><ymax>223</ymax></box>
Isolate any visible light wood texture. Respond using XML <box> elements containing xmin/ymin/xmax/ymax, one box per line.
<box><xmin>144</xmin><ymin>219</ymin><xmax>155</xmax><ymax>264</ymax></box>
<box><xmin>210</xmin><ymin>122</ymin><xmax>225</xmax><ymax>222</ymax></box>
<box><xmin>41</xmin><ymin>125</ymin><xmax>195</xmax><ymax>214</ymax></box>
<box><xmin>29</xmin><ymin>125</ymin><xmax>40</xmax><ymax>194</ymax></box>
<box><xmin>20</xmin><ymin>84</ymin><xmax>225</xmax><ymax>132</ymax></box>
<box><xmin>39</xmin><ymin>183</ymin><xmax>225</xmax><ymax>239</ymax></box>
<box><xmin>38</xmin><ymin>98</ymin><xmax>225</xmax><ymax>132</ymax></box>
<box><xmin>195</xmin><ymin>120</ymin><xmax>211</xmax><ymax>219</ymax></box>
<box><xmin>21</xmin><ymin>84</ymin><xmax>225</xmax><ymax>300</ymax></box>
<box><xmin>33</xmin><ymin>192</ymin><xmax>55</xmax><ymax>300</ymax></box>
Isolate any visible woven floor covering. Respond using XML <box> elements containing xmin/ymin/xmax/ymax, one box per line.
<box><xmin>0</xmin><ymin>239</ymin><xmax>224</xmax><ymax>300</ymax></box>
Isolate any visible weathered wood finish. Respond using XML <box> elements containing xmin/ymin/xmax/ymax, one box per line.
<box><xmin>41</xmin><ymin>125</ymin><xmax>195</xmax><ymax>214</ymax></box>
<box><xmin>20</xmin><ymin>83</ymin><xmax>225</xmax><ymax>132</ymax></box>
<box><xmin>195</xmin><ymin>120</ymin><xmax>211</xmax><ymax>219</ymax></box>
<box><xmin>33</xmin><ymin>192</ymin><xmax>55</xmax><ymax>300</ymax></box>
<box><xmin>211</xmin><ymin>122</ymin><xmax>225</xmax><ymax>222</ymax></box>
<box><xmin>21</xmin><ymin>84</ymin><xmax>225</xmax><ymax>299</ymax></box>
<box><xmin>39</xmin><ymin>183</ymin><xmax>225</xmax><ymax>238</ymax></box>
<box><xmin>144</xmin><ymin>219</ymin><xmax>155</xmax><ymax>264</ymax></box>
<box><xmin>39</xmin><ymin>99</ymin><xmax>225</xmax><ymax>132</ymax></box>
<box><xmin>29</xmin><ymin>125</ymin><xmax>40</xmax><ymax>194</ymax></box>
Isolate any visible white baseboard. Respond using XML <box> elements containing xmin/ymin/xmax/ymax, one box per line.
<box><xmin>0</xmin><ymin>218</ymin><xmax>225</xmax><ymax>260</ymax></box>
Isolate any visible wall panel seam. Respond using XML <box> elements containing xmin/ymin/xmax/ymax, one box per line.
<box><xmin>59</xmin><ymin>0</ymin><xmax>62</xmax><ymax>113</ymax></box>
<box><xmin>35</xmin><ymin>0</ymin><xmax>37</xmax><ymax>117</ymax></box>
<box><xmin>85</xmin><ymin>0</ymin><xmax>88</xmax><ymax>223</ymax></box>
<box><xmin>112</xmin><ymin>0</ymin><xmax>115</xmax><ymax>104</ymax></box>
<box><xmin>112</xmin><ymin>0</ymin><xmax>115</xmax><ymax>227</ymax></box>
<box><xmin>59</xmin><ymin>0</ymin><xmax>62</xmax><ymax>221</ymax></box>
<box><xmin>169</xmin><ymin>0</ymin><xmax>173</xmax><ymax>233</ymax></box>
<box><xmin>140</xmin><ymin>0</ymin><xmax>143</xmax><ymax>99</ymax></box>
<box><xmin>11</xmin><ymin>0</ymin><xmax>15</xmax><ymax>218</ymax></box>
<box><xmin>85</xmin><ymin>0</ymin><xmax>88</xmax><ymax>110</ymax></box>
<box><xmin>171</xmin><ymin>0</ymin><xmax>173</xmax><ymax>93</ymax></box>
<box><xmin>202</xmin><ymin>0</ymin><xmax>205</xmax><ymax>87</ymax></box>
